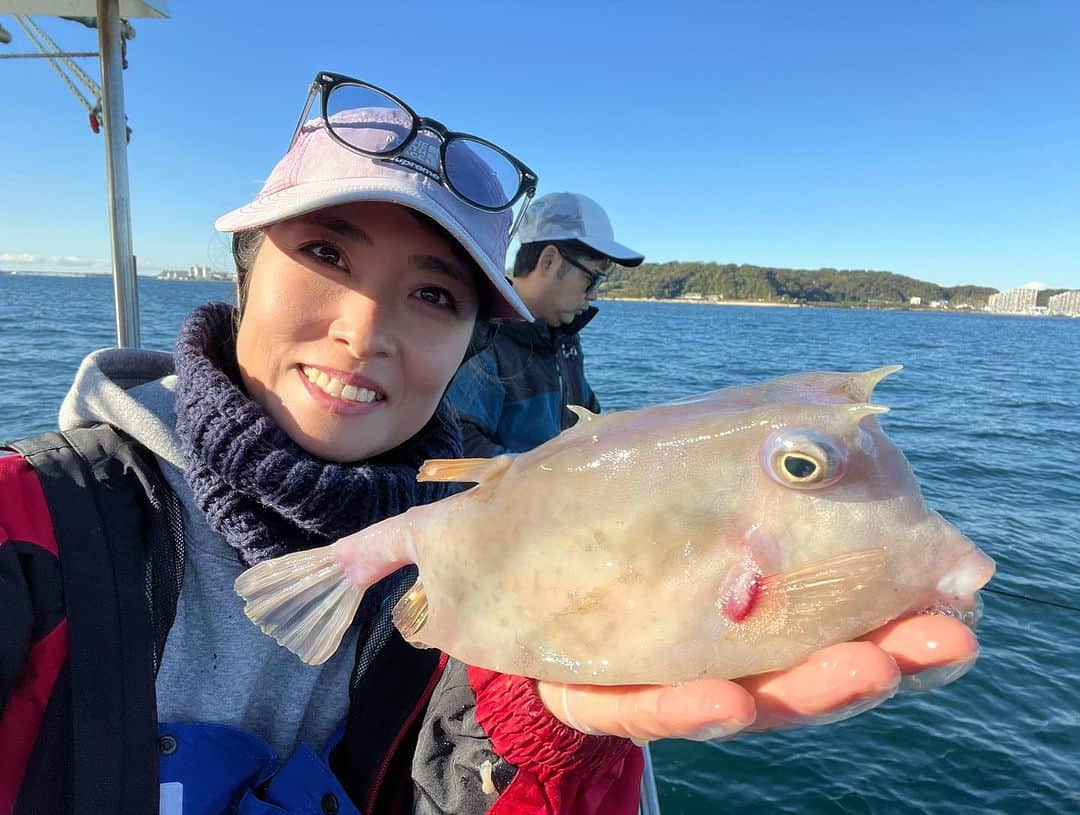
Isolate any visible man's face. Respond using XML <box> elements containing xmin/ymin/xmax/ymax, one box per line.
<box><xmin>538</xmin><ymin>249</ymin><xmax>611</xmax><ymax>326</ymax></box>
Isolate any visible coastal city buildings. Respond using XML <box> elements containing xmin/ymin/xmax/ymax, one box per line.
<box><xmin>986</xmin><ymin>281</ymin><xmax>1080</xmax><ymax>316</ymax></box>
<box><xmin>158</xmin><ymin>265</ymin><xmax>232</xmax><ymax>281</ymax></box>
<box><xmin>987</xmin><ymin>283</ymin><xmax>1040</xmax><ymax>313</ymax></box>
<box><xmin>1048</xmin><ymin>290</ymin><xmax>1080</xmax><ymax>316</ymax></box>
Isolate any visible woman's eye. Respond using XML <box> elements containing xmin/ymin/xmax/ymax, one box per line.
<box><xmin>301</xmin><ymin>241</ymin><xmax>346</xmax><ymax>269</ymax></box>
<box><xmin>414</xmin><ymin>286</ymin><xmax>457</xmax><ymax>310</ymax></box>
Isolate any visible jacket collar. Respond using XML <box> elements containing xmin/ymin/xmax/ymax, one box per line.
<box><xmin>496</xmin><ymin>305</ymin><xmax>598</xmax><ymax>348</ymax></box>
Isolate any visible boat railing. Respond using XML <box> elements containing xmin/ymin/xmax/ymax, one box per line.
<box><xmin>639</xmin><ymin>743</ymin><xmax>662</xmax><ymax>815</ymax></box>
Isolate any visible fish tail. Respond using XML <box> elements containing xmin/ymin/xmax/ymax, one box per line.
<box><xmin>234</xmin><ymin>545</ymin><xmax>364</xmax><ymax>665</ymax></box>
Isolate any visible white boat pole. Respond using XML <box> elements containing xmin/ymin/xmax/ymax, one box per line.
<box><xmin>95</xmin><ymin>0</ymin><xmax>140</xmax><ymax>347</ymax></box>
<box><xmin>639</xmin><ymin>743</ymin><xmax>662</xmax><ymax>815</ymax></box>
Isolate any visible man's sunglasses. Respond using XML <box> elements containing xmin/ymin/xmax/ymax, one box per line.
<box><xmin>559</xmin><ymin>250</ymin><xmax>613</xmax><ymax>294</ymax></box>
<box><xmin>291</xmin><ymin>72</ymin><xmax>538</xmax><ymax>234</ymax></box>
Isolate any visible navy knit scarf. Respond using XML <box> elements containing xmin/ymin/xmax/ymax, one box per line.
<box><xmin>173</xmin><ymin>301</ymin><xmax>463</xmax><ymax>567</ymax></box>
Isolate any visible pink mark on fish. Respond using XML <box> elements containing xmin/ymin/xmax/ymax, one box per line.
<box><xmin>720</xmin><ymin>563</ymin><xmax>762</xmax><ymax>623</ymax></box>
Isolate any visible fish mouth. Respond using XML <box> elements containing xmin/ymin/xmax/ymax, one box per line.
<box><xmin>936</xmin><ymin>548</ymin><xmax>996</xmax><ymax>610</ymax></box>
<box><xmin>923</xmin><ymin>593</ymin><xmax>986</xmax><ymax>629</ymax></box>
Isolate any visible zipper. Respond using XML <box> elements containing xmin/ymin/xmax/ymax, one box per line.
<box><xmin>364</xmin><ymin>652</ymin><xmax>450</xmax><ymax>813</ymax></box>
<box><xmin>558</xmin><ymin>339</ymin><xmax>569</xmax><ymax>429</ymax></box>
<box><xmin>557</xmin><ymin>368</ymin><xmax>566</xmax><ymax>428</ymax></box>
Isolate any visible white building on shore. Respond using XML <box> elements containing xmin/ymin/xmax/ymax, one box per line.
<box><xmin>159</xmin><ymin>265</ymin><xmax>232</xmax><ymax>281</ymax></box>
<box><xmin>1048</xmin><ymin>290</ymin><xmax>1080</xmax><ymax>317</ymax></box>
<box><xmin>987</xmin><ymin>281</ymin><xmax>1080</xmax><ymax>316</ymax></box>
<box><xmin>987</xmin><ymin>282</ymin><xmax>1043</xmax><ymax>314</ymax></box>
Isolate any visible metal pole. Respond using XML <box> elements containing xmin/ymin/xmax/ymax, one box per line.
<box><xmin>96</xmin><ymin>0</ymin><xmax>140</xmax><ymax>347</ymax></box>
<box><xmin>638</xmin><ymin>744</ymin><xmax>662</xmax><ymax>815</ymax></box>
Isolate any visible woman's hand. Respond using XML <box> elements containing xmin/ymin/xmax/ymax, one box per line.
<box><xmin>536</xmin><ymin>614</ymin><xmax>979</xmax><ymax>744</ymax></box>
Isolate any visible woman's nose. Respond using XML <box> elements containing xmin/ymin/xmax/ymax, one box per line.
<box><xmin>328</xmin><ymin>291</ymin><xmax>399</xmax><ymax>358</ymax></box>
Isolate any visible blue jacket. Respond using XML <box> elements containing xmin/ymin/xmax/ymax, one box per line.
<box><xmin>448</xmin><ymin>308</ymin><xmax>601</xmax><ymax>456</ymax></box>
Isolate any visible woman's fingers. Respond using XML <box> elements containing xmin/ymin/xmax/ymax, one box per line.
<box><xmin>859</xmin><ymin>613</ymin><xmax>980</xmax><ymax>691</ymax></box>
<box><xmin>859</xmin><ymin>614</ymin><xmax>978</xmax><ymax>673</ymax></box>
<box><xmin>738</xmin><ymin>616</ymin><xmax>981</xmax><ymax>732</ymax></box>
<box><xmin>536</xmin><ymin>616</ymin><xmax>982</xmax><ymax>741</ymax></box>
<box><xmin>738</xmin><ymin>641</ymin><xmax>901</xmax><ymax>731</ymax></box>
<box><xmin>536</xmin><ymin>678</ymin><xmax>757</xmax><ymax>744</ymax></box>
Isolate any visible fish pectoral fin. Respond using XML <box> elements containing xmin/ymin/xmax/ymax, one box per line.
<box><xmin>392</xmin><ymin>578</ymin><xmax>430</xmax><ymax>642</ymax></box>
<box><xmin>417</xmin><ymin>455</ymin><xmax>513</xmax><ymax>484</ymax></box>
<box><xmin>567</xmin><ymin>405</ymin><xmax>599</xmax><ymax>423</ymax></box>
<box><xmin>761</xmin><ymin>546</ymin><xmax>887</xmax><ymax>624</ymax></box>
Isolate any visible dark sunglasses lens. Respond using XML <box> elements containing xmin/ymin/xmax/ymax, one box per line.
<box><xmin>325</xmin><ymin>82</ymin><xmax>412</xmax><ymax>153</ymax></box>
<box><xmin>575</xmin><ymin>258</ymin><xmax>609</xmax><ymax>292</ymax></box>
<box><xmin>444</xmin><ymin>138</ymin><xmax>520</xmax><ymax>209</ymax></box>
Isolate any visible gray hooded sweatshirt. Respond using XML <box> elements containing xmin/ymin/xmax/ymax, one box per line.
<box><xmin>59</xmin><ymin>348</ymin><xmax>359</xmax><ymax>758</ymax></box>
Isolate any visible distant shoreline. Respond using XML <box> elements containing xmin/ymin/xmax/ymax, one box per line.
<box><xmin>0</xmin><ymin>270</ymin><xmax>234</xmax><ymax>281</ymax></box>
<box><xmin>601</xmin><ymin>296</ymin><xmax>802</xmax><ymax>309</ymax></box>
<box><xmin>3</xmin><ymin>272</ymin><xmax>1069</xmax><ymax>316</ymax></box>
<box><xmin>598</xmin><ymin>296</ymin><xmax>1080</xmax><ymax>317</ymax></box>
<box><xmin>599</xmin><ymin>295</ymin><xmax>935</xmax><ymax>312</ymax></box>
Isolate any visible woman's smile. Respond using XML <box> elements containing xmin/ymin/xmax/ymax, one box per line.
<box><xmin>298</xmin><ymin>364</ymin><xmax>388</xmax><ymax>414</ymax></box>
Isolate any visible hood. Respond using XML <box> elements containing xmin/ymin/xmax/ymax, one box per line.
<box><xmin>497</xmin><ymin>305</ymin><xmax>599</xmax><ymax>348</ymax></box>
<box><xmin>58</xmin><ymin>347</ymin><xmax>184</xmax><ymax>469</ymax></box>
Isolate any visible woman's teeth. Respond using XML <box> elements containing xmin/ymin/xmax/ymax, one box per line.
<box><xmin>302</xmin><ymin>366</ymin><xmax>383</xmax><ymax>404</ymax></box>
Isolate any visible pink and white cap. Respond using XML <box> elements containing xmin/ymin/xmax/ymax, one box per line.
<box><xmin>215</xmin><ymin>108</ymin><xmax>532</xmax><ymax>320</ymax></box>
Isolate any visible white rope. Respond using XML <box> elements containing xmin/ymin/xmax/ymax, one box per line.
<box><xmin>18</xmin><ymin>15</ymin><xmax>100</xmax><ymax>96</ymax></box>
<box><xmin>14</xmin><ymin>16</ymin><xmax>99</xmax><ymax>114</ymax></box>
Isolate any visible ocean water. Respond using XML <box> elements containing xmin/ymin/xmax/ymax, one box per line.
<box><xmin>2</xmin><ymin>275</ymin><xmax>1078</xmax><ymax>813</ymax></box>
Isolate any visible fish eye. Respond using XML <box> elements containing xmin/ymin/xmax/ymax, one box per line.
<box><xmin>762</xmin><ymin>429</ymin><xmax>847</xmax><ymax>490</ymax></box>
<box><xmin>781</xmin><ymin>452</ymin><xmax>819</xmax><ymax>481</ymax></box>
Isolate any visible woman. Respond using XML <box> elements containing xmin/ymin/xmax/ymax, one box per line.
<box><xmin>0</xmin><ymin>73</ymin><xmax>980</xmax><ymax>814</ymax></box>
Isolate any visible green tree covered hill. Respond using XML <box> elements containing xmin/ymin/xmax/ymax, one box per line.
<box><xmin>602</xmin><ymin>262</ymin><xmax>998</xmax><ymax>308</ymax></box>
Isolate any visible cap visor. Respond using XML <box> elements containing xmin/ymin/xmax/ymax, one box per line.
<box><xmin>576</xmin><ymin>236</ymin><xmax>645</xmax><ymax>267</ymax></box>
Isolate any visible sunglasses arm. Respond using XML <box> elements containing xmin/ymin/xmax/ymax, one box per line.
<box><xmin>288</xmin><ymin>79</ymin><xmax>322</xmax><ymax>150</ymax></box>
<box><xmin>509</xmin><ymin>186</ymin><xmax>536</xmax><ymax>239</ymax></box>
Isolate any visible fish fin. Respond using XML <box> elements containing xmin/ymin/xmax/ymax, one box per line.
<box><xmin>567</xmin><ymin>405</ymin><xmax>599</xmax><ymax>424</ymax></box>
<box><xmin>844</xmin><ymin>403</ymin><xmax>891</xmax><ymax>420</ymax></box>
<box><xmin>392</xmin><ymin>579</ymin><xmax>430</xmax><ymax>640</ymax></box>
<box><xmin>234</xmin><ymin>546</ymin><xmax>363</xmax><ymax>665</ymax></box>
<box><xmin>760</xmin><ymin>546</ymin><xmax>887</xmax><ymax>628</ymax></box>
<box><xmin>830</xmin><ymin>365</ymin><xmax>903</xmax><ymax>402</ymax></box>
<box><xmin>417</xmin><ymin>455</ymin><xmax>513</xmax><ymax>484</ymax></box>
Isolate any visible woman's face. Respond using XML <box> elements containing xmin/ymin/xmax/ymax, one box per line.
<box><xmin>236</xmin><ymin>201</ymin><xmax>480</xmax><ymax>462</ymax></box>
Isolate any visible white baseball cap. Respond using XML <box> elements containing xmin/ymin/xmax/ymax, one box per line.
<box><xmin>516</xmin><ymin>192</ymin><xmax>644</xmax><ymax>266</ymax></box>
<box><xmin>216</xmin><ymin>107</ymin><xmax>532</xmax><ymax>320</ymax></box>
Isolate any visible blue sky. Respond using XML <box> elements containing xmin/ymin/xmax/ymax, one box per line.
<box><xmin>2</xmin><ymin>1</ymin><xmax>1078</xmax><ymax>291</ymax></box>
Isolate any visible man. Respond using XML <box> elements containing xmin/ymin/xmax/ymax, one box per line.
<box><xmin>448</xmin><ymin>192</ymin><xmax>644</xmax><ymax>456</ymax></box>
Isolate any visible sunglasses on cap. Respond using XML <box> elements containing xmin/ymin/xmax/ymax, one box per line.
<box><xmin>290</xmin><ymin>72</ymin><xmax>539</xmax><ymax>235</ymax></box>
<box><xmin>559</xmin><ymin>250</ymin><xmax>613</xmax><ymax>294</ymax></box>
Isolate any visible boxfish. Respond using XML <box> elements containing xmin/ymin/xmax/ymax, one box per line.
<box><xmin>235</xmin><ymin>365</ymin><xmax>994</xmax><ymax>684</ymax></box>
